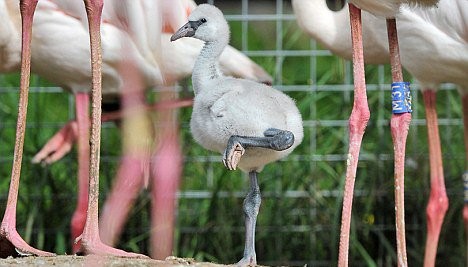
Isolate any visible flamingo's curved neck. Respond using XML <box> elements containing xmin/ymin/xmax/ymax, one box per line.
<box><xmin>192</xmin><ymin>38</ymin><xmax>228</xmax><ymax>94</ymax></box>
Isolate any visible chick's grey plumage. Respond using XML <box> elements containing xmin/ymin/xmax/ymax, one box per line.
<box><xmin>191</xmin><ymin>77</ymin><xmax>303</xmax><ymax>171</ymax></box>
<box><xmin>171</xmin><ymin>4</ymin><xmax>303</xmax><ymax>265</ymax></box>
<box><xmin>179</xmin><ymin>4</ymin><xmax>303</xmax><ymax>172</ymax></box>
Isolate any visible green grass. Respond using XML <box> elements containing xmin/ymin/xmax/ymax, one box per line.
<box><xmin>0</xmin><ymin>3</ymin><xmax>466</xmax><ymax>266</ymax></box>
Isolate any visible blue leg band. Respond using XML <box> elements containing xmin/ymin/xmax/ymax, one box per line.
<box><xmin>392</xmin><ymin>82</ymin><xmax>412</xmax><ymax>114</ymax></box>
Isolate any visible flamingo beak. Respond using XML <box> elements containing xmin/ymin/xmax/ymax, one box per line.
<box><xmin>171</xmin><ymin>21</ymin><xmax>197</xmax><ymax>41</ymax></box>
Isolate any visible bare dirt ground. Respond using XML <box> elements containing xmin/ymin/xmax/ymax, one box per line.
<box><xmin>0</xmin><ymin>255</ymin><xmax>231</xmax><ymax>266</ymax></box>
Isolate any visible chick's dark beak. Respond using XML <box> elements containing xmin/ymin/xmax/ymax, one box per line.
<box><xmin>171</xmin><ymin>21</ymin><xmax>196</xmax><ymax>41</ymax></box>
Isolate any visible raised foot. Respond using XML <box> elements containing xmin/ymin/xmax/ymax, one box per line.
<box><xmin>79</xmin><ymin>239</ymin><xmax>148</xmax><ymax>258</ymax></box>
<box><xmin>31</xmin><ymin>120</ymin><xmax>77</xmax><ymax>164</ymax></box>
<box><xmin>0</xmin><ymin>226</ymin><xmax>55</xmax><ymax>257</ymax></box>
<box><xmin>223</xmin><ymin>141</ymin><xmax>245</xmax><ymax>171</ymax></box>
<box><xmin>237</xmin><ymin>255</ymin><xmax>256</xmax><ymax>267</ymax></box>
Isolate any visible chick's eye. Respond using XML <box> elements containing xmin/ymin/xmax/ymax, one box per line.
<box><xmin>201</xmin><ymin>18</ymin><xmax>207</xmax><ymax>23</ymax></box>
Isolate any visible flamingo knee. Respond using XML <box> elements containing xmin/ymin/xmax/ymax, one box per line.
<box><xmin>426</xmin><ymin>187</ymin><xmax>449</xmax><ymax>232</ymax></box>
<box><xmin>348</xmin><ymin>103</ymin><xmax>370</xmax><ymax>137</ymax></box>
<box><xmin>424</xmin><ymin>186</ymin><xmax>449</xmax><ymax>267</ymax></box>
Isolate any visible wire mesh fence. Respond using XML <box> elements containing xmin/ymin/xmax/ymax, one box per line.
<box><xmin>0</xmin><ymin>0</ymin><xmax>465</xmax><ymax>266</ymax></box>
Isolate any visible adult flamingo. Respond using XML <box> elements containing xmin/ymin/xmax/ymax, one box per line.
<box><xmin>293</xmin><ymin>0</ymin><xmax>467</xmax><ymax>266</ymax></box>
<box><xmin>0</xmin><ymin>0</ymin><xmax>149</xmax><ymax>257</ymax></box>
<box><xmin>294</xmin><ymin>0</ymin><xmax>438</xmax><ymax>266</ymax></box>
<box><xmin>342</xmin><ymin>1</ymin><xmax>439</xmax><ymax>266</ymax></box>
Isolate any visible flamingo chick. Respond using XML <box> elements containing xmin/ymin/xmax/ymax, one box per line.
<box><xmin>170</xmin><ymin>4</ymin><xmax>303</xmax><ymax>265</ymax></box>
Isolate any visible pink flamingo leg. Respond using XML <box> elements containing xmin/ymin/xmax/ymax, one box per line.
<box><xmin>100</xmin><ymin>95</ymin><xmax>188</xmax><ymax>250</ymax></box>
<box><xmin>386</xmin><ymin>19</ymin><xmax>410</xmax><ymax>267</ymax></box>
<box><xmin>71</xmin><ymin>93</ymin><xmax>91</xmax><ymax>253</ymax></box>
<box><xmin>151</xmin><ymin>91</ymin><xmax>183</xmax><ymax>259</ymax></box>
<box><xmin>338</xmin><ymin>4</ymin><xmax>370</xmax><ymax>266</ymax></box>
<box><xmin>77</xmin><ymin>0</ymin><xmax>145</xmax><ymax>257</ymax></box>
<box><xmin>100</xmin><ymin>91</ymin><xmax>149</xmax><ymax>246</ymax></box>
<box><xmin>0</xmin><ymin>0</ymin><xmax>55</xmax><ymax>257</ymax></box>
<box><xmin>100</xmin><ymin>53</ymin><xmax>152</xmax><ymax>247</ymax></box>
<box><xmin>422</xmin><ymin>90</ymin><xmax>448</xmax><ymax>267</ymax></box>
<box><xmin>99</xmin><ymin>155</ymin><xmax>144</xmax><ymax>246</ymax></box>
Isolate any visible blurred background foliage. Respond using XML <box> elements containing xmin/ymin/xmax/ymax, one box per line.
<box><xmin>0</xmin><ymin>0</ymin><xmax>465</xmax><ymax>266</ymax></box>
